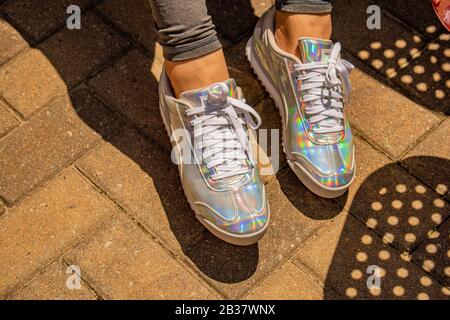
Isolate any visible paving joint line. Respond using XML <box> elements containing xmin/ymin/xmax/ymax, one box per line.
<box><xmin>293</xmin><ymin>208</ymin><xmax>449</xmax><ymax>293</ymax></box>
<box><xmin>291</xmin><ymin>258</ymin><xmax>346</xmax><ymax>298</ymax></box>
<box><xmin>398</xmin><ymin>117</ymin><xmax>447</xmax><ymax>161</ymax></box>
<box><xmin>4</xmin><ymin>209</ymin><xmax>118</xmax><ymax>300</ymax></box>
<box><xmin>342</xmin><ymin>47</ymin><xmax>447</xmax><ymax>120</ymax></box>
<box><xmin>237</xmin><ymin>214</ymin><xmax>338</xmax><ymax>299</ymax></box>
<box><xmin>74</xmin><ymin>166</ymin><xmax>225</xmax><ymax>299</ymax></box>
<box><xmin>0</xmin><ymin>43</ymin><xmax>134</xmax><ymax>132</ymax></box>
<box><xmin>0</xmin><ymin>94</ymin><xmax>25</xmax><ymax>123</ymax></box>
<box><xmin>83</xmin><ymin>83</ymin><xmax>173</xmax><ymax>154</ymax></box>
<box><xmin>0</xmin><ymin>0</ymin><xmax>104</xmax><ymax>49</ymax></box>
<box><xmin>368</xmin><ymin>0</ymin><xmax>439</xmax><ymax>40</ymax></box>
<box><xmin>93</xmin><ymin>6</ymin><xmax>161</xmax><ymax>62</ymax></box>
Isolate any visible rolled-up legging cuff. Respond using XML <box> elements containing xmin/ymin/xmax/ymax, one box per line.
<box><xmin>276</xmin><ymin>1</ymin><xmax>332</xmax><ymax>14</ymax></box>
<box><xmin>162</xmin><ymin>35</ymin><xmax>222</xmax><ymax>61</ymax></box>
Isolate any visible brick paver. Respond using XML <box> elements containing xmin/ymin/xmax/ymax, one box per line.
<box><xmin>348</xmin><ymin>69</ymin><xmax>441</xmax><ymax>159</ymax></box>
<box><xmin>37</xmin><ymin>12</ymin><xmax>130</xmax><ymax>89</ymax></box>
<box><xmin>334</xmin><ymin>0</ymin><xmax>426</xmax><ymax>79</ymax></box>
<box><xmin>0</xmin><ymin>17</ymin><xmax>28</xmax><ymax>65</ymax></box>
<box><xmin>0</xmin><ymin>49</ymin><xmax>69</xmax><ymax>118</ymax></box>
<box><xmin>184</xmin><ymin>177</ymin><xmax>337</xmax><ymax>299</ymax></box>
<box><xmin>413</xmin><ymin>219</ymin><xmax>450</xmax><ymax>287</ymax></box>
<box><xmin>345</xmin><ymin>158</ymin><xmax>449</xmax><ymax>253</ymax></box>
<box><xmin>0</xmin><ymin>99</ymin><xmax>18</xmax><ymax>138</ymax></box>
<box><xmin>64</xmin><ymin>214</ymin><xmax>217</xmax><ymax>300</ymax></box>
<box><xmin>246</xmin><ymin>262</ymin><xmax>338</xmax><ymax>300</ymax></box>
<box><xmin>247</xmin><ymin>262</ymin><xmax>334</xmax><ymax>300</ymax></box>
<box><xmin>96</xmin><ymin>0</ymin><xmax>163</xmax><ymax>61</ymax></box>
<box><xmin>0</xmin><ymin>0</ymin><xmax>96</xmax><ymax>43</ymax></box>
<box><xmin>76</xmin><ymin>128</ymin><xmax>205</xmax><ymax>254</ymax></box>
<box><xmin>0</xmin><ymin>88</ymin><xmax>123</xmax><ymax>205</ymax></box>
<box><xmin>394</xmin><ymin>37</ymin><xmax>449</xmax><ymax>114</ymax></box>
<box><xmin>0</xmin><ymin>0</ymin><xmax>448</xmax><ymax>300</ymax></box>
<box><xmin>87</xmin><ymin>49</ymin><xmax>167</xmax><ymax>147</ymax></box>
<box><xmin>11</xmin><ymin>261</ymin><xmax>97</xmax><ymax>300</ymax></box>
<box><xmin>372</xmin><ymin>0</ymin><xmax>445</xmax><ymax>40</ymax></box>
<box><xmin>402</xmin><ymin>118</ymin><xmax>450</xmax><ymax>200</ymax></box>
<box><xmin>0</xmin><ymin>169</ymin><xmax>121</xmax><ymax>298</ymax></box>
<box><xmin>335</xmin><ymin>135</ymin><xmax>391</xmax><ymax>211</ymax></box>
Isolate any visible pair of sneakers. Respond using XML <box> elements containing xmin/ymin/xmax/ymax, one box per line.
<box><xmin>159</xmin><ymin>8</ymin><xmax>355</xmax><ymax>245</ymax></box>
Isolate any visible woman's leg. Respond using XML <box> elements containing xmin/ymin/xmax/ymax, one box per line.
<box><xmin>148</xmin><ymin>0</ymin><xmax>229</xmax><ymax>97</ymax></box>
<box><xmin>274</xmin><ymin>0</ymin><xmax>333</xmax><ymax>57</ymax></box>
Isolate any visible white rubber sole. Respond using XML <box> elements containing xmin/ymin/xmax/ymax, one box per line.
<box><xmin>159</xmin><ymin>99</ymin><xmax>269</xmax><ymax>246</ymax></box>
<box><xmin>245</xmin><ymin>37</ymin><xmax>351</xmax><ymax>199</ymax></box>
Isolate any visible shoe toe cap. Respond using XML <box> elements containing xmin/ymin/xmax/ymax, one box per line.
<box><xmin>292</xmin><ymin>147</ymin><xmax>355</xmax><ymax>189</ymax></box>
<box><xmin>195</xmin><ymin>182</ymin><xmax>269</xmax><ymax>236</ymax></box>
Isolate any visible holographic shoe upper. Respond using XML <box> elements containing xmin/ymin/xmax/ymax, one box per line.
<box><xmin>247</xmin><ymin>7</ymin><xmax>355</xmax><ymax>198</ymax></box>
<box><xmin>158</xmin><ymin>72</ymin><xmax>269</xmax><ymax>245</ymax></box>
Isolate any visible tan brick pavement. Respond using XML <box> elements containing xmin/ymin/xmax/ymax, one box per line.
<box><xmin>0</xmin><ymin>0</ymin><xmax>448</xmax><ymax>300</ymax></box>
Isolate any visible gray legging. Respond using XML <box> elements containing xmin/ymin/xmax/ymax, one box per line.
<box><xmin>148</xmin><ymin>0</ymin><xmax>333</xmax><ymax>61</ymax></box>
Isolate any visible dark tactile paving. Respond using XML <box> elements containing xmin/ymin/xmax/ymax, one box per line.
<box><xmin>392</xmin><ymin>36</ymin><xmax>450</xmax><ymax>115</ymax></box>
<box><xmin>0</xmin><ymin>0</ymin><xmax>96</xmax><ymax>44</ymax></box>
<box><xmin>206</xmin><ymin>0</ymin><xmax>258</xmax><ymax>42</ymax></box>
<box><xmin>345</xmin><ymin>160</ymin><xmax>449</xmax><ymax>253</ymax></box>
<box><xmin>371</xmin><ymin>0</ymin><xmax>445</xmax><ymax>39</ymax></box>
<box><xmin>88</xmin><ymin>49</ymin><xmax>167</xmax><ymax>148</ymax></box>
<box><xmin>413</xmin><ymin>219</ymin><xmax>450</xmax><ymax>287</ymax></box>
<box><xmin>333</xmin><ymin>0</ymin><xmax>426</xmax><ymax>79</ymax></box>
<box><xmin>96</xmin><ymin>0</ymin><xmax>162</xmax><ymax>60</ymax></box>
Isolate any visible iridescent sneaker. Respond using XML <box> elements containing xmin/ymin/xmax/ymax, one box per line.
<box><xmin>159</xmin><ymin>71</ymin><xmax>270</xmax><ymax>245</ymax></box>
<box><xmin>246</xmin><ymin>7</ymin><xmax>355</xmax><ymax>198</ymax></box>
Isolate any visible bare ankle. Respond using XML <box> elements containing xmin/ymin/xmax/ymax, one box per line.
<box><xmin>275</xmin><ymin>11</ymin><xmax>332</xmax><ymax>57</ymax></box>
<box><xmin>164</xmin><ymin>50</ymin><xmax>230</xmax><ymax>98</ymax></box>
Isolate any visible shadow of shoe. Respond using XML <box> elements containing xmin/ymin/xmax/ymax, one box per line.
<box><xmin>277</xmin><ymin>168</ymin><xmax>347</xmax><ymax>220</ymax></box>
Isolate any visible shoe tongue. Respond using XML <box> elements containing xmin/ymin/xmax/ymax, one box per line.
<box><xmin>180</xmin><ymin>79</ymin><xmax>238</xmax><ymax>106</ymax></box>
<box><xmin>298</xmin><ymin>37</ymin><xmax>333</xmax><ymax>63</ymax></box>
<box><xmin>180</xmin><ymin>79</ymin><xmax>250</xmax><ymax>184</ymax></box>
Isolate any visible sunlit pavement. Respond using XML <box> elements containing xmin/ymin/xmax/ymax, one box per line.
<box><xmin>0</xmin><ymin>0</ymin><xmax>448</xmax><ymax>300</ymax></box>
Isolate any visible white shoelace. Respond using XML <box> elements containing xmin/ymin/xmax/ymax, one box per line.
<box><xmin>295</xmin><ymin>42</ymin><xmax>354</xmax><ymax>134</ymax></box>
<box><xmin>185</xmin><ymin>83</ymin><xmax>262</xmax><ymax>180</ymax></box>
